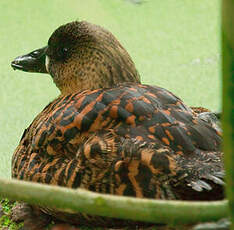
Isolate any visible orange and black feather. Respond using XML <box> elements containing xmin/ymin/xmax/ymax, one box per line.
<box><xmin>12</xmin><ymin>83</ymin><xmax>223</xmax><ymax>200</ymax></box>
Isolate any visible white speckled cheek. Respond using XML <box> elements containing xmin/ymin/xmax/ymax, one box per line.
<box><xmin>45</xmin><ymin>55</ymin><xmax>50</xmax><ymax>72</ymax></box>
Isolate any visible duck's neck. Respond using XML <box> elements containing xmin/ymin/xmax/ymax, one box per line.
<box><xmin>54</xmin><ymin>46</ymin><xmax>141</xmax><ymax>95</ymax></box>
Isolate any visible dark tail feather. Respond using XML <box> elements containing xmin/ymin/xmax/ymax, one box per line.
<box><xmin>172</xmin><ymin>149</ymin><xmax>224</xmax><ymax>201</ymax></box>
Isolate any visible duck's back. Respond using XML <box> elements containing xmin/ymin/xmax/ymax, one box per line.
<box><xmin>12</xmin><ymin>83</ymin><xmax>223</xmax><ymax>201</ymax></box>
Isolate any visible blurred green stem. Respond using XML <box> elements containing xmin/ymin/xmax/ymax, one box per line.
<box><xmin>222</xmin><ymin>0</ymin><xmax>234</xmax><ymax>228</ymax></box>
<box><xmin>0</xmin><ymin>178</ymin><xmax>229</xmax><ymax>224</ymax></box>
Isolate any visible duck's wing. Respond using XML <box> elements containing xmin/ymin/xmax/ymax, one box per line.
<box><xmin>113</xmin><ymin>84</ymin><xmax>223</xmax><ymax>200</ymax></box>
<box><xmin>12</xmin><ymin>83</ymin><xmax>223</xmax><ymax>201</ymax></box>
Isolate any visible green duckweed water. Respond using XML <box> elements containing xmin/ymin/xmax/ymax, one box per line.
<box><xmin>0</xmin><ymin>0</ymin><xmax>221</xmax><ymax>178</ymax></box>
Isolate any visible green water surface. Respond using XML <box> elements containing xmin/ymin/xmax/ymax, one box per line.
<box><xmin>0</xmin><ymin>0</ymin><xmax>221</xmax><ymax>178</ymax></box>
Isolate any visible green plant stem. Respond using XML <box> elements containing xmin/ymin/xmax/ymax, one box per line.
<box><xmin>0</xmin><ymin>178</ymin><xmax>228</xmax><ymax>224</ymax></box>
<box><xmin>222</xmin><ymin>0</ymin><xmax>234</xmax><ymax>229</ymax></box>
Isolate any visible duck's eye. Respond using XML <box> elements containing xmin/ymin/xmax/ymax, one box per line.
<box><xmin>57</xmin><ymin>47</ymin><xmax>69</xmax><ymax>60</ymax></box>
<box><xmin>62</xmin><ymin>47</ymin><xmax>68</xmax><ymax>53</ymax></box>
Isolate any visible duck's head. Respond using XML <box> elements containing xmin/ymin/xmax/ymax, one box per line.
<box><xmin>11</xmin><ymin>21</ymin><xmax>140</xmax><ymax>95</ymax></box>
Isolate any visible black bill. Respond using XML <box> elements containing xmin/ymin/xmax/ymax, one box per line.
<box><xmin>11</xmin><ymin>46</ymin><xmax>48</xmax><ymax>73</ymax></box>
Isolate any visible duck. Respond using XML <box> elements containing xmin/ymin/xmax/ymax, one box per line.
<box><xmin>11</xmin><ymin>21</ymin><xmax>224</xmax><ymax>229</ymax></box>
